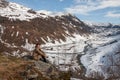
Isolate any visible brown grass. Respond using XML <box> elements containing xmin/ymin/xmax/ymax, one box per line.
<box><xmin>0</xmin><ymin>54</ymin><xmax>72</xmax><ymax>80</ymax></box>
<box><xmin>0</xmin><ymin>54</ymin><xmax>33</xmax><ymax>80</ymax></box>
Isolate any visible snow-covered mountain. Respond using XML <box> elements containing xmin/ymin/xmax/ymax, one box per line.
<box><xmin>80</xmin><ymin>24</ymin><xmax>120</xmax><ymax>79</ymax></box>
<box><xmin>0</xmin><ymin>0</ymin><xmax>120</xmax><ymax>80</ymax></box>
<box><xmin>0</xmin><ymin>0</ymin><xmax>67</xmax><ymax>20</ymax></box>
<box><xmin>0</xmin><ymin>1</ymin><xmax>90</xmax><ymax>74</ymax></box>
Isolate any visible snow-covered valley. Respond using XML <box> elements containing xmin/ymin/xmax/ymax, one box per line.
<box><xmin>39</xmin><ymin>24</ymin><xmax>120</xmax><ymax>79</ymax></box>
<box><xmin>42</xmin><ymin>37</ymin><xmax>86</xmax><ymax>71</ymax></box>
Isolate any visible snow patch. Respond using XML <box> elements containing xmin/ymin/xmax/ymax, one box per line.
<box><xmin>26</xmin><ymin>32</ymin><xmax>29</xmax><ymax>35</ymax></box>
<box><xmin>16</xmin><ymin>31</ymin><xmax>19</xmax><ymax>36</ymax></box>
<box><xmin>21</xmin><ymin>39</ymin><xmax>35</xmax><ymax>51</ymax></box>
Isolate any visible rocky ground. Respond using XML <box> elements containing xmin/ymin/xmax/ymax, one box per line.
<box><xmin>0</xmin><ymin>54</ymin><xmax>71</xmax><ymax>80</ymax></box>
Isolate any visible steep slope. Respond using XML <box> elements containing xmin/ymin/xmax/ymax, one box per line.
<box><xmin>0</xmin><ymin>0</ymin><xmax>90</xmax><ymax>55</ymax></box>
<box><xmin>0</xmin><ymin>0</ymin><xmax>39</xmax><ymax>20</ymax></box>
<box><xmin>0</xmin><ymin>1</ymin><xmax>91</xmax><ymax>79</ymax></box>
<box><xmin>80</xmin><ymin>23</ymin><xmax>120</xmax><ymax>79</ymax></box>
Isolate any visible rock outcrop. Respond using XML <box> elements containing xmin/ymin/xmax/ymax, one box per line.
<box><xmin>0</xmin><ymin>54</ymin><xmax>70</xmax><ymax>80</ymax></box>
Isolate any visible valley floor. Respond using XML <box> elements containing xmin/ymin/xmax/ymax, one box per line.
<box><xmin>40</xmin><ymin>32</ymin><xmax>120</xmax><ymax>80</ymax></box>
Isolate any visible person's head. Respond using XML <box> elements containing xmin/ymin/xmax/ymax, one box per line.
<box><xmin>35</xmin><ymin>43</ymin><xmax>40</xmax><ymax>48</ymax></box>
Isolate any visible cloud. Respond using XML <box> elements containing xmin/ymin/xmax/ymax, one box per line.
<box><xmin>74</xmin><ymin>0</ymin><xmax>92</xmax><ymax>4</ymax></box>
<box><xmin>105</xmin><ymin>11</ymin><xmax>120</xmax><ymax>18</ymax></box>
<box><xmin>74</xmin><ymin>0</ymin><xmax>85</xmax><ymax>3</ymax></box>
<box><xmin>65</xmin><ymin>0</ymin><xmax>120</xmax><ymax>15</ymax></box>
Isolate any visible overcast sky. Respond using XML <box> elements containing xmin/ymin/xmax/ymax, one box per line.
<box><xmin>9</xmin><ymin>0</ymin><xmax>120</xmax><ymax>24</ymax></box>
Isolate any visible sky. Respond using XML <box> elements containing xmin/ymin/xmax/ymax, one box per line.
<box><xmin>9</xmin><ymin>0</ymin><xmax>120</xmax><ymax>24</ymax></box>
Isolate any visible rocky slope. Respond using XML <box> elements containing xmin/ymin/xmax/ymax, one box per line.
<box><xmin>0</xmin><ymin>0</ymin><xmax>90</xmax><ymax>55</ymax></box>
<box><xmin>0</xmin><ymin>54</ymin><xmax>71</xmax><ymax>80</ymax></box>
<box><xmin>0</xmin><ymin>0</ymin><xmax>90</xmax><ymax>79</ymax></box>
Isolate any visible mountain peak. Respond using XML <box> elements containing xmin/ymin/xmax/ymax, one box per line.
<box><xmin>0</xmin><ymin>0</ymin><xmax>9</xmax><ymax>8</ymax></box>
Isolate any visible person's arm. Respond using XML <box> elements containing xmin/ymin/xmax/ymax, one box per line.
<box><xmin>36</xmin><ymin>48</ymin><xmax>46</xmax><ymax>57</ymax></box>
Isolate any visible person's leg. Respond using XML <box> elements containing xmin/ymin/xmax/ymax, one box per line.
<box><xmin>41</xmin><ymin>56</ymin><xmax>48</xmax><ymax>62</ymax></box>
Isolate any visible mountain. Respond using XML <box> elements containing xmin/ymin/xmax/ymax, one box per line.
<box><xmin>0</xmin><ymin>0</ymin><xmax>9</xmax><ymax>8</ymax></box>
<box><xmin>80</xmin><ymin>22</ymin><xmax>120</xmax><ymax>79</ymax></box>
<box><xmin>0</xmin><ymin>0</ymin><xmax>90</xmax><ymax>54</ymax></box>
<box><xmin>0</xmin><ymin>0</ymin><xmax>120</xmax><ymax>80</ymax></box>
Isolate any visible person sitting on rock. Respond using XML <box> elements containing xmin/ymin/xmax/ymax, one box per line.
<box><xmin>33</xmin><ymin>43</ymin><xmax>47</xmax><ymax>62</ymax></box>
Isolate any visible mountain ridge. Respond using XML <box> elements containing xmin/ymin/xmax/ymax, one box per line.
<box><xmin>0</xmin><ymin>0</ymin><xmax>90</xmax><ymax>54</ymax></box>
